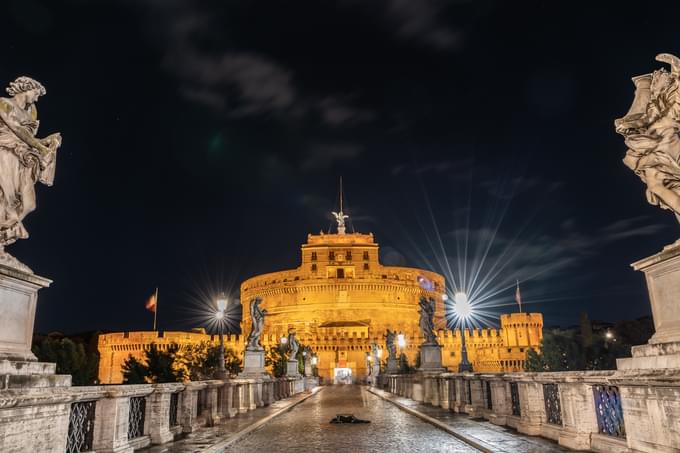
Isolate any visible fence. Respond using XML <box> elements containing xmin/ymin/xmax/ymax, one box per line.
<box><xmin>381</xmin><ymin>369</ymin><xmax>680</xmax><ymax>453</ymax></box>
<box><xmin>58</xmin><ymin>376</ymin><xmax>305</xmax><ymax>453</ymax></box>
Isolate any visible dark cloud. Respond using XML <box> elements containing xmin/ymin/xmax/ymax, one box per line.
<box><xmin>302</xmin><ymin>143</ymin><xmax>365</xmax><ymax>171</ymax></box>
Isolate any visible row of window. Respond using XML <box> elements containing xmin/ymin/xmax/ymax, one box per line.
<box><xmin>311</xmin><ymin>251</ymin><xmax>370</xmax><ymax>261</ymax></box>
<box><xmin>311</xmin><ymin>263</ymin><xmax>370</xmax><ymax>273</ymax></box>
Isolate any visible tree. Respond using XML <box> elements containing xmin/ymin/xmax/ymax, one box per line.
<box><xmin>525</xmin><ymin>328</ymin><xmax>629</xmax><ymax>372</ymax></box>
<box><xmin>120</xmin><ymin>343</ymin><xmax>184</xmax><ymax>384</ymax></box>
<box><xmin>121</xmin><ymin>356</ymin><xmax>148</xmax><ymax>384</ymax></box>
<box><xmin>265</xmin><ymin>345</ymin><xmax>288</xmax><ymax>377</ymax></box>
<box><xmin>176</xmin><ymin>342</ymin><xmax>242</xmax><ymax>380</ymax></box>
<box><xmin>32</xmin><ymin>335</ymin><xmax>99</xmax><ymax>385</ymax></box>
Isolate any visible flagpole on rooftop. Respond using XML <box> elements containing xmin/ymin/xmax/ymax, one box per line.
<box><xmin>516</xmin><ymin>280</ymin><xmax>522</xmax><ymax>313</ymax></box>
<box><xmin>153</xmin><ymin>287</ymin><xmax>158</xmax><ymax>331</ymax></box>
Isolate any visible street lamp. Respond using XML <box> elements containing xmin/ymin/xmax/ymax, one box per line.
<box><xmin>215</xmin><ymin>292</ymin><xmax>229</xmax><ymax>377</ymax></box>
<box><xmin>454</xmin><ymin>291</ymin><xmax>473</xmax><ymax>372</ymax></box>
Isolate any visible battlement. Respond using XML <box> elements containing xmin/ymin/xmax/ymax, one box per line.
<box><xmin>500</xmin><ymin>312</ymin><xmax>543</xmax><ymax>327</ymax></box>
<box><xmin>98</xmin><ymin>331</ymin><xmax>243</xmax><ymax>349</ymax></box>
<box><xmin>304</xmin><ymin>232</ymin><xmax>375</xmax><ymax>246</ymax></box>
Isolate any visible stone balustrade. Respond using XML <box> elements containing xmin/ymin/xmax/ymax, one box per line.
<box><xmin>380</xmin><ymin>369</ymin><xmax>680</xmax><ymax>453</ymax></box>
<box><xmin>0</xmin><ymin>376</ymin><xmax>307</xmax><ymax>453</ymax></box>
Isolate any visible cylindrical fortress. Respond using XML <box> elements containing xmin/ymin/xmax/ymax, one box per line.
<box><xmin>240</xmin><ymin>231</ymin><xmax>446</xmax><ymax>382</ymax></box>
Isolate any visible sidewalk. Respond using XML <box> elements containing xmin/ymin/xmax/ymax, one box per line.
<box><xmin>367</xmin><ymin>387</ymin><xmax>570</xmax><ymax>453</ymax></box>
<box><xmin>140</xmin><ymin>387</ymin><xmax>322</xmax><ymax>453</ymax></box>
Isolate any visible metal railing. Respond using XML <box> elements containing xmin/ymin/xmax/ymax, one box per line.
<box><xmin>128</xmin><ymin>396</ymin><xmax>146</xmax><ymax>439</ymax></box>
<box><xmin>593</xmin><ymin>385</ymin><xmax>625</xmax><ymax>438</ymax></box>
<box><xmin>66</xmin><ymin>400</ymin><xmax>96</xmax><ymax>453</ymax></box>
<box><xmin>543</xmin><ymin>383</ymin><xmax>562</xmax><ymax>425</ymax></box>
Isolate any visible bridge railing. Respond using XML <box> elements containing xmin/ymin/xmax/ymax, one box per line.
<box><xmin>380</xmin><ymin>369</ymin><xmax>679</xmax><ymax>453</ymax></box>
<box><xmin>61</xmin><ymin>376</ymin><xmax>305</xmax><ymax>453</ymax></box>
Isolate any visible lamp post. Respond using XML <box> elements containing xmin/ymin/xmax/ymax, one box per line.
<box><xmin>397</xmin><ymin>333</ymin><xmax>406</xmax><ymax>371</ymax></box>
<box><xmin>216</xmin><ymin>292</ymin><xmax>228</xmax><ymax>376</ymax></box>
<box><xmin>454</xmin><ymin>291</ymin><xmax>473</xmax><ymax>372</ymax></box>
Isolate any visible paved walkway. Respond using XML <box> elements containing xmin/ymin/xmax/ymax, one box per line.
<box><xmin>223</xmin><ymin>384</ymin><xmax>479</xmax><ymax>453</ymax></box>
<box><xmin>368</xmin><ymin>387</ymin><xmax>570</xmax><ymax>453</ymax></box>
<box><xmin>139</xmin><ymin>388</ymin><xmax>321</xmax><ymax>453</ymax></box>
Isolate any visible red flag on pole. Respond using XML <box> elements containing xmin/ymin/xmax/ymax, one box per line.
<box><xmin>515</xmin><ymin>280</ymin><xmax>522</xmax><ymax>312</ymax></box>
<box><xmin>145</xmin><ymin>292</ymin><xmax>157</xmax><ymax>313</ymax></box>
<box><xmin>145</xmin><ymin>288</ymin><xmax>159</xmax><ymax>331</ymax></box>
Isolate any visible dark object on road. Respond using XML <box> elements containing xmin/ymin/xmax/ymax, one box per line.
<box><xmin>330</xmin><ymin>414</ymin><xmax>370</xmax><ymax>424</ymax></box>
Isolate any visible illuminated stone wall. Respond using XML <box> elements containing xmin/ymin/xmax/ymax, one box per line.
<box><xmin>98</xmin><ymin>231</ymin><xmax>543</xmax><ymax>383</ymax></box>
<box><xmin>97</xmin><ymin>329</ymin><xmax>244</xmax><ymax>384</ymax></box>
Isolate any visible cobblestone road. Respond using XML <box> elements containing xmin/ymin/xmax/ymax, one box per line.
<box><xmin>225</xmin><ymin>385</ymin><xmax>479</xmax><ymax>453</ymax></box>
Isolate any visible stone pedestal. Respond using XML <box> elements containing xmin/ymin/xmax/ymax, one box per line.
<box><xmin>386</xmin><ymin>357</ymin><xmax>398</xmax><ymax>374</ymax></box>
<box><xmin>618</xmin><ymin>243</ymin><xmax>680</xmax><ymax>370</ymax></box>
<box><xmin>418</xmin><ymin>344</ymin><xmax>446</xmax><ymax>372</ymax></box>
<box><xmin>0</xmin><ymin>265</ymin><xmax>51</xmax><ymax>361</ymax></box>
<box><xmin>286</xmin><ymin>360</ymin><xmax>300</xmax><ymax>377</ymax></box>
<box><xmin>241</xmin><ymin>349</ymin><xmax>266</xmax><ymax>375</ymax></box>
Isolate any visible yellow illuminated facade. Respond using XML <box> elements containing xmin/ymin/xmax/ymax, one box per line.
<box><xmin>98</xmin><ymin>227</ymin><xmax>543</xmax><ymax>384</ymax></box>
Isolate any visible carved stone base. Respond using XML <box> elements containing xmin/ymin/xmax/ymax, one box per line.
<box><xmin>240</xmin><ymin>349</ymin><xmax>267</xmax><ymax>377</ymax></box>
<box><xmin>418</xmin><ymin>344</ymin><xmax>446</xmax><ymax>371</ymax></box>
<box><xmin>618</xmin><ymin>241</ymin><xmax>680</xmax><ymax>369</ymax></box>
<box><xmin>386</xmin><ymin>357</ymin><xmax>398</xmax><ymax>374</ymax></box>
<box><xmin>0</xmin><ymin>265</ymin><xmax>51</xmax><ymax>361</ymax></box>
<box><xmin>286</xmin><ymin>360</ymin><xmax>300</xmax><ymax>376</ymax></box>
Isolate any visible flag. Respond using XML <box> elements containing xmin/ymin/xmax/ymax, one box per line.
<box><xmin>145</xmin><ymin>292</ymin><xmax>157</xmax><ymax>313</ymax></box>
<box><xmin>515</xmin><ymin>280</ymin><xmax>522</xmax><ymax>312</ymax></box>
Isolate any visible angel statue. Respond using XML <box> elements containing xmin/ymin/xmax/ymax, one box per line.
<box><xmin>287</xmin><ymin>329</ymin><xmax>299</xmax><ymax>360</ymax></box>
<box><xmin>0</xmin><ymin>76</ymin><xmax>62</xmax><ymax>272</ymax></box>
<box><xmin>385</xmin><ymin>329</ymin><xmax>397</xmax><ymax>360</ymax></box>
<box><xmin>616</xmin><ymin>53</ymin><xmax>680</xmax><ymax>225</ymax></box>
<box><xmin>331</xmin><ymin>210</ymin><xmax>349</xmax><ymax>234</ymax></box>
<box><xmin>246</xmin><ymin>297</ymin><xmax>267</xmax><ymax>350</ymax></box>
<box><xmin>419</xmin><ymin>297</ymin><xmax>438</xmax><ymax>345</ymax></box>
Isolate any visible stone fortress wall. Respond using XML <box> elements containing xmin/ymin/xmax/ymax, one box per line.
<box><xmin>98</xmin><ymin>330</ymin><xmax>244</xmax><ymax>384</ymax></box>
<box><xmin>98</xmin><ymin>230</ymin><xmax>542</xmax><ymax>384</ymax></box>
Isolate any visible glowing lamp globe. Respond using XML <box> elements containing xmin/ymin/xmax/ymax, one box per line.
<box><xmin>215</xmin><ymin>310</ymin><xmax>224</xmax><ymax>320</ymax></box>
<box><xmin>454</xmin><ymin>291</ymin><xmax>472</xmax><ymax>318</ymax></box>
<box><xmin>397</xmin><ymin>334</ymin><xmax>406</xmax><ymax>348</ymax></box>
<box><xmin>280</xmin><ymin>336</ymin><xmax>288</xmax><ymax>344</ymax></box>
<box><xmin>216</xmin><ymin>293</ymin><xmax>228</xmax><ymax>312</ymax></box>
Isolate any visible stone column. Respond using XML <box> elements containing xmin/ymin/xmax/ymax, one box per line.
<box><xmin>92</xmin><ymin>385</ymin><xmax>154</xmax><ymax>453</ymax></box>
<box><xmin>180</xmin><ymin>381</ymin><xmax>207</xmax><ymax>433</ymax></box>
<box><xmin>203</xmin><ymin>380</ymin><xmax>223</xmax><ymax>425</ymax></box>
<box><xmin>557</xmin><ymin>380</ymin><xmax>598</xmax><ymax>450</ymax></box>
<box><xmin>452</xmin><ymin>378</ymin><xmax>465</xmax><ymax>413</ymax></box>
<box><xmin>467</xmin><ymin>378</ymin><xmax>485</xmax><ymax>417</ymax></box>
<box><xmin>439</xmin><ymin>375</ymin><xmax>451</xmax><ymax>409</ymax></box>
<box><xmin>488</xmin><ymin>378</ymin><xmax>511</xmax><ymax>425</ymax></box>
<box><xmin>516</xmin><ymin>378</ymin><xmax>544</xmax><ymax>435</ymax></box>
<box><xmin>147</xmin><ymin>383</ymin><xmax>184</xmax><ymax>445</ymax></box>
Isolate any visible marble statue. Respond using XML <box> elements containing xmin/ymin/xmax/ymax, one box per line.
<box><xmin>385</xmin><ymin>329</ymin><xmax>397</xmax><ymax>360</ymax></box>
<box><xmin>0</xmin><ymin>76</ymin><xmax>61</xmax><ymax>272</ymax></box>
<box><xmin>365</xmin><ymin>352</ymin><xmax>372</xmax><ymax>376</ymax></box>
<box><xmin>287</xmin><ymin>329</ymin><xmax>299</xmax><ymax>360</ymax></box>
<box><xmin>419</xmin><ymin>297</ymin><xmax>438</xmax><ymax>344</ymax></box>
<box><xmin>246</xmin><ymin>297</ymin><xmax>267</xmax><ymax>350</ymax></box>
<box><xmin>616</xmin><ymin>53</ymin><xmax>680</xmax><ymax>224</ymax></box>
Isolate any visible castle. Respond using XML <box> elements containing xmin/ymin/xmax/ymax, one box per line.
<box><xmin>98</xmin><ymin>212</ymin><xmax>542</xmax><ymax>384</ymax></box>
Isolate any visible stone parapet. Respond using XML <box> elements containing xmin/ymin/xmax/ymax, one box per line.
<box><xmin>381</xmin><ymin>368</ymin><xmax>680</xmax><ymax>453</ymax></box>
<box><xmin>0</xmin><ymin>376</ymin><xmax>318</xmax><ymax>452</ymax></box>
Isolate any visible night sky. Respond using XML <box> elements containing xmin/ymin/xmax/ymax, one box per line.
<box><xmin>4</xmin><ymin>0</ymin><xmax>679</xmax><ymax>334</ymax></box>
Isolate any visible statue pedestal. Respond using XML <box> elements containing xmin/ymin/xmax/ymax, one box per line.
<box><xmin>240</xmin><ymin>349</ymin><xmax>266</xmax><ymax>376</ymax></box>
<box><xmin>418</xmin><ymin>344</ymin><xmax>446</xmax><ymax>372</ymax></box>
<box><xmin>386</xmin><ymin>357</ymin><xmax>398</xmax><ymax>374</ymax></box>
<box><xmin>618</xmin><ymin>242</ymin><xmax>680</xmax><ymax>370</ymax></box>
<box><xmin>286</xmin><ymin>360</ymin><xmax>300</xmax><ymax>377</ymax></box>
<box><xmin>0</xmin><ymin>265</ymin><xmax>51</xmax><ymax>361</ymax></box>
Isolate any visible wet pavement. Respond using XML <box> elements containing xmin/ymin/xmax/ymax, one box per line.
<box><xmin>225</xmin><ymin>385</ymin><xmax>480</xmax><ymax>453</ymax></box>
<box><xmin>368</xmin><ymin>387</ymin><xmax>570</xmax><ymax>453</ymax></box>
